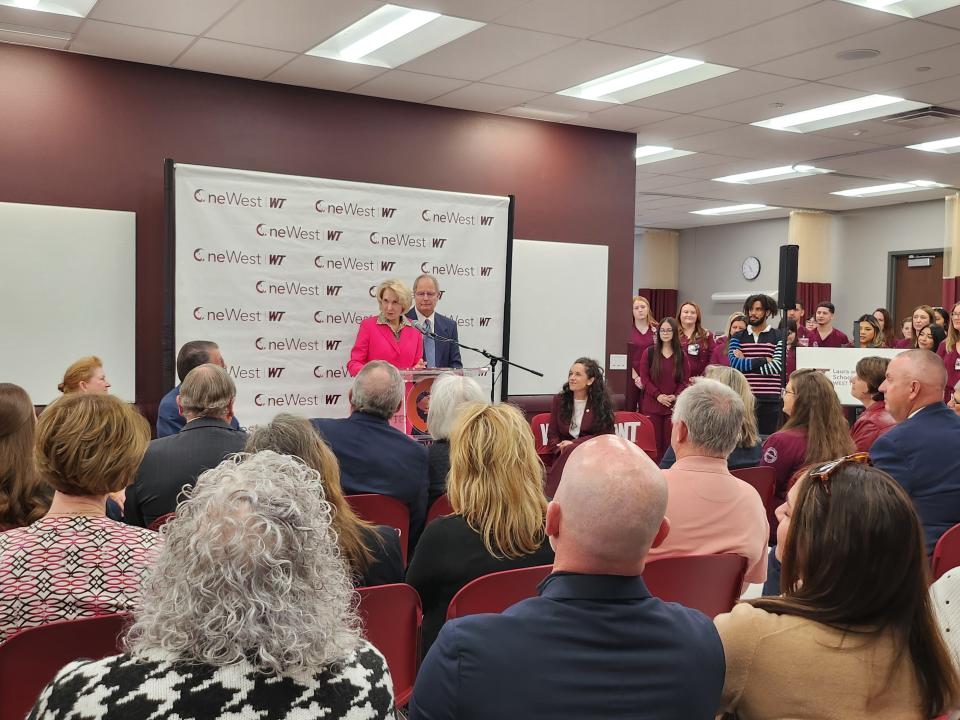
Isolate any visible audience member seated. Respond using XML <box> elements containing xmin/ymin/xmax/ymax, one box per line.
<box><xmin>895</xmin><ymin>315</ymin><xmax>914</xmax><ymax>348</ymax></box>
<box><xmin>850</xmin><ymin>356</ymin><xmax>896</xmax><ymax>452</ymax></box>
<box><xmin>156</xmin><ymin>340</ymin><xmax>241</xmax><ymax>438</ymax></box>
<box><xmin>29</xmin><ymin>451</ymin><xmax>393</xmax><ymax>720</ymax></box>
<box><xmin>406</xmin><ymin>402</ymin><xmax>554</xmax><ymax>656</ymax></box>
<box><xmin>935</xmin><ymin>306</ymin><xmax>951</xmax><ymax>327</ymax></box>
<box><xmin>716</xmin><ymin>458</ymin><xmax>959</xmax><ymax>719</ymax></box>
<box><xmin>931</xmin><ymin>568</ymin><xmax>960</xmax><ymax>669</ymax></box>
<box><xmin>543</xmin><ymin>357</ymin><xmax>615</xmax><ymax>492</ymax></box>
<box><xmin>629</xmin><ymin>295</ymin><xmax>658</xmax><ymax>411</ymax></box>
<box><xmin>901</xmin><ymin>304</ymin><xmax>936</xmax><ymax>350</ymax></box>
<box><xmin>871</xmin><ymin>349</ymin><xmax>960</xmax><ymax>554</ymax></box>
<box><xmin>0</xmin><ymin>383</ymin><xmax>50</xmax><ymax>531</ymax></box>
<box><xmin>857</xmin><ymin>313</ymin><xmax>885</xmax><ymax>348</ymax></box>
<box><xmin>245</xmin><ymin>413</ymin><xmax>402</xmax><ymax>588</ymax></box>
<box><xmin>409</xmin><ymin>435</ymin><xmax>724</xmax><ymax>720</ymax></box>
<box><xmin>425</xmin><ymin>373</ymin><xmax>486</xmax><ymax>505</ymax></box>
<box><xmin>874</xmin><ymin>307</ymin><xmax>896</xmax><ymax>348</ymax></box>
<box><xmin>660</xmin><ymin>365</ymin><xmax>763</xmax><ymax>470</ymax></box>
<box><xmin>803</xmin><ymin>301</ymin><xmax>850</xmax><ymax>347</ymax></box>
<box><xmin>311</xmin><ymin>360</ymin><xmax>428</xmax><ymax>542</ymax></box>
<box><xmin>677</xmin><ymin>300</ymin><xmax>715</xmax><ymax>378</ymax></box>
<box><xmin>943</xmin><ymin>302</ymin><xmax>960</xmax><ymax>404</ymax></box>
<box><xmin>638</xmin><ymin>318</ymin><xmax>691</xmax><ymax>459</ymax></box>
<box><xmin>125</xmin><ymin>364</ymin><xmax>247</xmax><ymax>528</ymax></box>
<box><xmin>57</xmin><ymin>355</ymin><xmax>110</xmax><ymax>395</ymax></box>
<box><xmin>0</xmin><ymin>394</ymin><xmax>159</xmax><ymax>643</ymax></box>
<box><xmin>916</xmin><ymin>322</ymin><xmax>946</xmax><ymax>354</ymax></box>
<box><xmin>648</xmin><ymin>379</ymin><xmax>768</xmax><ymax>588</ymax></box>
<box><xmin>708</xmin><ymin>312</ymin><xmax>747</xmax><ymax>367</ymax></box>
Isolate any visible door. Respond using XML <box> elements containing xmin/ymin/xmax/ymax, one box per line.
<box><xmin>892</xmin><ymin>252</ymin><xmax>943</xmax><ymax>330</ymax></box>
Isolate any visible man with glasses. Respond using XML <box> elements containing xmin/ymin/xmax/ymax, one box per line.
<box><xmin>406</xmin><ymin>274</ymin><xmax>463</xmax><ymax>369</ymax></box>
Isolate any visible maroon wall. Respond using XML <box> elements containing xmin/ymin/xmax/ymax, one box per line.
<box><xmin>0</xmin><ymin>43</ymin><xmax>636</xmax><ymax>404</ymax></box>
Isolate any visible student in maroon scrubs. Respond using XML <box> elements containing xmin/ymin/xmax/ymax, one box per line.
<box><xmin>677</xmin><ymin>301</ymin><xmax>714</xmax><ymax>378</ymax></box>
<box><xmin>639</xmin><ymin>318</ymin><xmax>690</xmax><ymax>460</ymax></box>
<box><xmin>629</xmin><ymin>296</ymin><xmax>658</xmax><ymax>412</ymax></box>
<box><xmin>804</xmin><ymin>301</ymin><xmax>850</xmax><ymax>348</ymax></box>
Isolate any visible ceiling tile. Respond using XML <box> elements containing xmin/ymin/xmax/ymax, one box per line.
<box><xmin>641</xmin><ymin>153</ymin><xmax>747</xmax><ymax>175</ymax></box>
<box><xmin>629</xmin><ymin>70</ymin><xmax>802</xmax><ymax>115</ymax></box>
<box><xmin>206</xmin><ymin>0</ymin><xmax>379</xmax><ymax>52</ymax></box>
<box><xmin>676</xmin><ymin>124</ymin><xmax>883</xmax><ymax>163</ymax></box>
<box><xmin>579</xmin><ymin>104</ymin><xmax>676</xmax><ymax>131</ymax></box>
<box><xmin>697</xmin><ymin>81</ymin><xmax>864</xmax><ymax>123</ymax></box>
<box><xmin>267</xmin><ymin>53</ymin><xmax>385</xmax><ymax>90</ymax></box>
<box><xmin>592</xmin><ymin>0</ymin><xmax>820</xmax><ymax>53</ymax></box>
<box><xmin>825</xmin><ymin>43</ymin><xmax>960</xmax><ymax>94</ymax></box>
<box><xmin>635</xmin><ymin>114</ymin><xmax>738</xmax><ymax>142</ymax></box>
<box><xmin>351</xmin><ymin>70</ymin><xmax>470</xmax><ymax>103</ymax></box>
<box><xmin>634</xmin><ymin>174</ymin><xmax>709</xmax><ymax>191</ymax></box>
<box><xmin>400</xmin><ymin>0</ymin><xmax>526</xmax><ymax>22</ymax></box>
<box><xmin>69</xmin><ymin>20</ymin><xmax>194</xmax><ymax>65</ymax></box>
<box><xmin>172</xmin><ymin>38</ymin><xmax>296</xmax><ymax>80</ymax></box>
<box><xmin>484</xmin><ymin>40</ymin><xmax>657</xmax><ymax>93</ymax></box>
<box><xmin>897</xmin><ymin>74</ymin><xmax>960</xmax><ymax>104</ymax></box>
<box><xmin>755</xmin><ymin>20</ymin><xmax>960</xmax><ymax>81</ymax></box>
<box><xmin>0</xmin><ymin>5</ymin><xmax>83</xmax><ymax>32</ymax></box>
<box><xmin>88</xmin><ymin>0</ymin><xmax>237</xmax><ymax>36</ymax></box>
<box><xmin>399</xmin><ymin>24</ymin><xmax>573</xmax><ymax>81</ymax></box>
<box><xmin>923</xmin><ymin>5</ymin><xmax>960</xmax><ymax>29</ymax></box>
<box><xmin>495</xmin><ymin>0</ymin><xmax>671</xmax><ymax>38</ymax></box>
<box><xmin>428</xmin><ymin>82</ymin><xmax>544</xmax><ymax>112</ymax></box>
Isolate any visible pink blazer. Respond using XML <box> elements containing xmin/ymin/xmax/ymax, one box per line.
<box><xmin>347</xmin><ymin>316</ymin><xmax>424</xmax><ymax>376</ymax></box>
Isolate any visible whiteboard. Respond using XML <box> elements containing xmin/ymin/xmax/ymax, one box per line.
<box><xmin>0</xmin><ymin>202</ymin><xmax>136</xmax><ymax>404</ymax></box>
<box><xmin>508</xmin><ymin>239</ymin><xmax>608</xmax><ymax>395</ymax></box>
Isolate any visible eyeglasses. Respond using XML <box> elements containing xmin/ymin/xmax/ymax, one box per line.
<box><xmin>415</xmin><ymin>291</ymin><xmax>437</xmax><ymax>298</ymax></box>
<box><xmin>808</xmin><ymin>452</ymin><xmax>871</xmax><ymax>494</ymax></box>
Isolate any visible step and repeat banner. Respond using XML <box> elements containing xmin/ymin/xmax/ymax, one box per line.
<box><xmin>173</xmin><ymin>163</ymin><xmax>510</xmax><ymax>427</ymax></box>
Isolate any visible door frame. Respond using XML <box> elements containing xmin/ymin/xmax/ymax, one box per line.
<box><xmin>886</xmin><ymin>248</ymin><xmax>943</xmax><ymax>311</ymax></box>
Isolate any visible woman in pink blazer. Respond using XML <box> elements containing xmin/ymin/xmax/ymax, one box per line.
<box><xmin>348</xmin><ymin>279</ymin><xmax>425</xmax><ymax>376</ymax></box>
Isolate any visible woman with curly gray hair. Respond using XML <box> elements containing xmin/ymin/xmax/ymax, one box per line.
<box><xmin>28</xmin><ymin>451</ymin><xmax>394</xmax><ymax>720</ymax></box>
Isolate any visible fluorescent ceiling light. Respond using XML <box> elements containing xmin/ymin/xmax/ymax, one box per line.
<box><xmin>0</xmin><ymin>21</ymin><xmax>71</xmax><ymax>40</ymax></box>
<box><xmin>690</xmin><ymin>204</ymin><xmax>781</xmax><ymax>216</ymax></box>
<box><xmin>906</xmin><ymin>136</ymin><xmax>960</xmax><ymax>154</ymax></box>
<box><xmin>835</xmin><ymin>0</ymin><xmax>960</xmax><ymax>18</ymax></box>
<box><xmin>832</xmin><ymin>180</ymin><xmax>949</xmax><ymax>197</ymax></box>
<box><xmin>752</xmin><ymin>94</ymin><xmax>926</xmax><ymax>133</ymax></box>
<box><xmin>558</xmin><ymin>55</ymin><xmax>736</xmax><ymax>105</ymax></box>
<box><xmin>503</xmin><ymin>106</ymin><xmax>587</xmax><ymax>122</ymax></box>
<box><xmin>713</xmin><ymin>164</ymin><xmax>833</xmax><ymax>184</ymax></box>
<box><xmin>635</xmin><ymin>146</ymin><xmax>696</xmax><ymax>165</ymax></box>
<box><xmin>0</xmin><ymin>0</ymin><xmax>96</xmax><ymax>16</ymax></box>
<box><xmin>308</xmin><ymin>4</ymin><xmax>484</xmax><ymax>68</ymax></box>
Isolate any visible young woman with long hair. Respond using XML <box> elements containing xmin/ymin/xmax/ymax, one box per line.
<box><xmin>709</xmin><ymin>312</ymin><xmax>747</xmax><ymax>367</ymax></box>
<box><xmin>0</xmin><ymin>384</ymin><xmax>50</xmax><ymax>531</ymax></box>
<box><xmin>717</xmin><ymin>458</ymin><xmax>959</xmax><ymax>719</ymax></box>
<box><xmin>943</xmin><ymin>302</ymin><xmax>960</xmax><ymax>405</ymax></box>
<box><xmin>638</xmin><ymin>317</ymin><xmax>691</xmax><ymax>460</ymax></box>
<box><xmin>629</xmin><ymin>296</ymin><xmax>658</xmax><ymax>411</ymax></box>
<box><xmin>857</xmin><ymin>314</ymin><xmax>885</xmax><ymax>348</ymax></box>
<box><xmin>874</xmin><ymin>307</ymin><xmax>896</xmax><ymax>348</ymax></box>
<box><xmin>406</xmin><ymin>402</ymin><xmax>554</xmax><ymax>656</ymax></box>
<box><xmin>677</xmin><ymin>300</ymin><xmax>715</xmax><ymax>378</ymax></box>
<box><xmin>915</xmin><ymin>322</ymin><xmax>946</xmax><ymax>354</ymax></box>
<box><xmin>896</xmin><ymin>304</ymin><xmax>935</xmax><ymax>348</ymax></box>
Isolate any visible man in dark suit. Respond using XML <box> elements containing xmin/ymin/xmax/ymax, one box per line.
<box><xmin>408</xmin><ymin>435</ymin><xmax>725</xmax><ymax>720</ymax></box>
<box><xmin>156</xmin><ymin>340</ymin><xmax>242</xmax><ymax>438</ymax></box>
<box><xmin>871</xmin><ymin>349</ymin><xmax>960</xmax><ymax>553</ymax></box>
<box><xmin>125</xmin><ymin>364</ymin><xmax>247</xmax><ymax>528</ymax></box>
<box><xmin>406</xmin><ymin>274</ymin><xmax>463</xmax><ymax>369</ymax></box>
<box><xmin>311</xmin><ymin>360</ymin><xmax>429</xmax><ymax>542</ymax></box>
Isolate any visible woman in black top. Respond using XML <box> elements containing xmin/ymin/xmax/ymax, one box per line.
<box><xmin>245</xmin><ymin>413</ymin><xmax>402</xmax><ymax>587</ymax></box>
<box><xmin>425</xmin><ymin>373</ymin><xmax>487</xmax><ymax>506</ymax></box>
<box><xmin>407</xmin><ymin>402</ymin><xmax>554</xmax><ymax>655</ymax></box>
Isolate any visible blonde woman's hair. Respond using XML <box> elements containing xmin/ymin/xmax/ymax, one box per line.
<box><xmin>447</xmin><ymin>402</ymin><xmax>547</xmax><ymax>559</ymax></box>
<box><xmin>704</xmin><ymin>364</ymin><xmax>759</xmax><ymax>448</ymax></box>
<box><xmin>35</xmin><ymin>393</ymin><xmax>149</xmax><ymax>495</ymax></box>
<box><xmin>947</xmin><ymin>302</ymin><xmax>960</xmax><ymax>353</ymax></box>
<box><xmin>376</xmin><ymin>278</ymin><xmax>413</xmax><ymax>313</ymax></box>
<box><xmin>58</xmin><ymin>356</ymin><xmax>102</xmax><ymax>394</ymax></box>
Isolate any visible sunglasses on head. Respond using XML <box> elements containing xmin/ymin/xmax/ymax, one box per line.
<box><xmin>807</xmin><ymin>452</ymin><xmax>871</xmax><ymax>494</ymax></box>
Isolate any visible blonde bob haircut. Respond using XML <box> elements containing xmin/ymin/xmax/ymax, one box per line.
<box><xmin>447</xmin><ymin>402</ymin><xmax>547</xmax><ymax>559</ymax></box>
<box><xmin>58</xmin><ymin>355</ymin><xmax>102</xmax><ymax>394</ymax></box>
<box><xmin>376</xmin><ymin>278</ymin><xmax>413</xmax><ymax>313</ymax></box>
<box><xmin>704</xmin><ymin>364</ymin><xmax>759</xmax><ymax>448</ymax></box>
<box><xmin>35</xmin><ymin>393</ymin><xmax>150</xmax><ymax>496</ymax></box>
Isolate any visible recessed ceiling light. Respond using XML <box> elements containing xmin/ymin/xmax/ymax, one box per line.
<box><xmin>713</xmin><ymin>164</ymin><xmax>833</xmax><ymax>184</ymax></box>
<box><xmin>835</xmin><ymin>0</ymin><xmax>960</xmax><ymax>18</ymax></box>
<box><xmin>752</xmin><ymin>94</ymin><xmax>927</xmax><ymax>133</ymax></box>
<box><xmin>835</xmin><ymin>48</ymin><xmax>881</xmax><ymax>61</ymax></box>
<box><xmin>831</xmin><ymin>180</ymin><xmax>949</xmax><ymax>197</ymax></box>
<box><xmin>690</xmin><ymin>204</ymin><xmax>781</xmax><ymax>216</ymax></box>
<box><xmin>0</xmin><ymin>0</ymin><xmax>96</xmax><ymax>16</ymax></box>
<box><xmin>503</xmin><ymin>106</ymin><xmax>587</xmax><ymax>123</ymax></box>
<box><xmin>634</xmin><ymin>146</ymin><xmax>696</xmax><ymax>165</ymax></box>
<box><xmin>558</xmin><ymin>55</ymin><xmax>736</xmax><ymax>105</ymax></box>
<box><xmin>906</xmin><ymin>135</ymin><xmax>960</xmax><ymax>153</ymax></box>
<box><xmin>308</xmin><ymin>4</ymin><xmax>483</xmax><ymax>68</ymax></box>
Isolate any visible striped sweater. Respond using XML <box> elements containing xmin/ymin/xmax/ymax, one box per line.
<box><xmin>728</xmin><ymin>327</ymin><xmax>785</xmax><ymax>400</ymax></box>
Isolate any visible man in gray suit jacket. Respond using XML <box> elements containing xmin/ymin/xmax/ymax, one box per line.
<box><xmin>125</xmin><ymin>364</ymin><xmax>247</xmax><ymax>528</ymax></box>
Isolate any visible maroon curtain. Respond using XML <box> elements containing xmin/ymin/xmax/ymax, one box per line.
<box><xmin>944</xmin><ymin>277</ymin><xmax>960</xmax><ymax>309</ymax></box>
<box><xmin>636</xmin><ymin>288</ymin><xmax>678</xmax><ymax>323</ymax></box>
<box><xmin>795</xmin><ymin>282</ymin><xmax>832</xmax><ymax>320</ymax></box>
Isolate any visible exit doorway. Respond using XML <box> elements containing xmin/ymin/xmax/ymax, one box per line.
<box><xmin>888</xmin><ymin>250</ymin><xmax>944</xmax><ymax>331</ymax></box>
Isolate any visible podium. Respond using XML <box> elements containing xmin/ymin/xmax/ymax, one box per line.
<box><xmin>391</xmin><ymin>367</ymin><xmax>489</xmax><ymax>438</ymax></box>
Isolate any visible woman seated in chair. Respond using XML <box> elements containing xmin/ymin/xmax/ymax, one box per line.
<box><xmin>425</xmin><ymin>373</ymin><xmax>487</xmax><ymax>506</ymax></box>
<box><xmin>716</xmin><ymin>457</ymin><xmax>959</xmax><ymax>719</ymax></box>
<box><xmin>0</xmin><ymin>383</ymin><xmax>50</xmax><ymax>531</ymax></box>
<box><xmin>29</xmin><ymin>451</ymin><xmax>393</xmax><ymax>720</ymax></box>
<box><xmin>406</xmin><ymin>403</ymin><xmax>554</xmax><ymax>657</ymax></box>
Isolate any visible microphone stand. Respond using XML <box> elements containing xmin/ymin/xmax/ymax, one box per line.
<box><xmin>415</xmin><ymin>322</ymin><xmax>543</xmax><ymax>403</ymax></box>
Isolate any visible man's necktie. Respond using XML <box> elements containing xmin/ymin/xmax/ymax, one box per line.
<box><xmin>424</xmin><ymin>318</ymin><xmax>436</xmax><ymax>368</ymax></box>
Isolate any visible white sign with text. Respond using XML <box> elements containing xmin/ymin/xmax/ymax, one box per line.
<box><xmin>796</xmin><ymin>347</ymin><xmax>904</xmax><ymax>406</ymax></box>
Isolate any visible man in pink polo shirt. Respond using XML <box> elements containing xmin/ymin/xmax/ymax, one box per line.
<box><xmin>648</xmin><ymin>378</ymin><xmax>769</xmax><ymax>588</ymax></box>
<box><xmin>804</xmin><ymin>300</ymin><xmax>851</xmax><ymax>348</ymax></box>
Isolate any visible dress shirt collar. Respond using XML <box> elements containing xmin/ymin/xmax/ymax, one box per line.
<box><xmin>414</xmin><ymin>309</ymin><xmax>436</xmax><ymax>327</ymax></box>
<box><xmin>180</xmin><ymin>416</ymin><xmax>236</xmax><ymax>433</ymax></box>
<box><xmin>538</xmin><ymin>572</ymin><xmax>651</xmax><ymax>601</ymax></box>
<box><xmin>670</xmin><ymin>454</ymin><xmax>729</xmax><ymax>474</ymax></box>
<box><xmin>908</xmin><ymin>401</ymin><xmax>943</xmax><ymax>420</ymax></box>
<box><xmin>376</xmin><ymin>313</ymin><xmax>413</xmax><ymax>340</ymax></box>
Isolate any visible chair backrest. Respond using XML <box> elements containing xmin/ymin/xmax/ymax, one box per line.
<box><xmin>932</xmin><ymin>523</ymin><xmax>960</xmax><ymax>581</ymax></box>
<box><xmin>446</xmin><ymin>564</ymin><xmax>553</xmax><ymax>621</ymax></box>
<box><xmin>642</xmin><ymin>554</ymin><xmax>747</xmax><ymax>618</ymax></box>
<box><xmin>0</xmin><ymin>613</ymin><xmax>130</xmax><ymax>720</ymax></box>
<box><xmin>147</xmin><ymin>512</ymin><xmax>175</xmax><ymax>532</ymax></box>
<box><xmin>346</xmin><ymin>494</ymin><xmax>410</xmax><ymax>565</ymax></box>
<box><xmin>530</xmin><ymin>412</ymin><xmax>551</xmax><ymax>454</ymax></box>
<box><xmin>613</xmin><ymin>411</ymin><xmax>657</xmax><ymax>461</ymax></box>
<box><xmin>730</xmin><ymin>466</ymin><xmax>777</xmax><ymax>517</ymax></box>
<box><xmin>426</xmin><ymin>494</ymin><xmax>453</xmax><ymax>524</ymax></box>
<box><xmin>356</xmin><ymin>583</ymin><xmax>422</xmax><ymax>708</ymax></box>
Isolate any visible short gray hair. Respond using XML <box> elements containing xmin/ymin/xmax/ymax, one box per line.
<box><xmin>672</xmin><ymin>378</ymin><xmax>744</xmax><ymax>457</ymax></box>
<box><xmin>179</xmin><ymin>364</ymin><xmax>235</xmax><ymax>419</ymax></box>
<box><xmin>413</xmin><ymin>274</ymin><xmax>440</xmax><ymax>293</ymax></box>
<box><xmin>427</xmin><ymin>373</ymin><xmax>486</xmax><ymax>440</ymax></box>
<box><xmin>125</xmin><ymin>450</ymin><xmax>360</xmax><ymax>673</ymax></box>
<box><xmin>351</xmin><ymin>360</ymin><xmax>404</xmax><ymax>419</ymax></box>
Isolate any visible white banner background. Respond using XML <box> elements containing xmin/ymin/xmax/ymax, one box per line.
<box><xmin>174</xmin><ymin>163</ymin><xmax>509</xmax><ymax>427</ymax></box>
<box><xmin>796</xmin><ymin>347</ymin><xmax>904</xmax><ymax>406</ymax></box>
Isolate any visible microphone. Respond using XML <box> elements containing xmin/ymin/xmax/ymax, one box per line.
<box><xmin>413</xmin><ymin>320</ymin><xmax>432</xmax><ymax>336</ymax></box>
